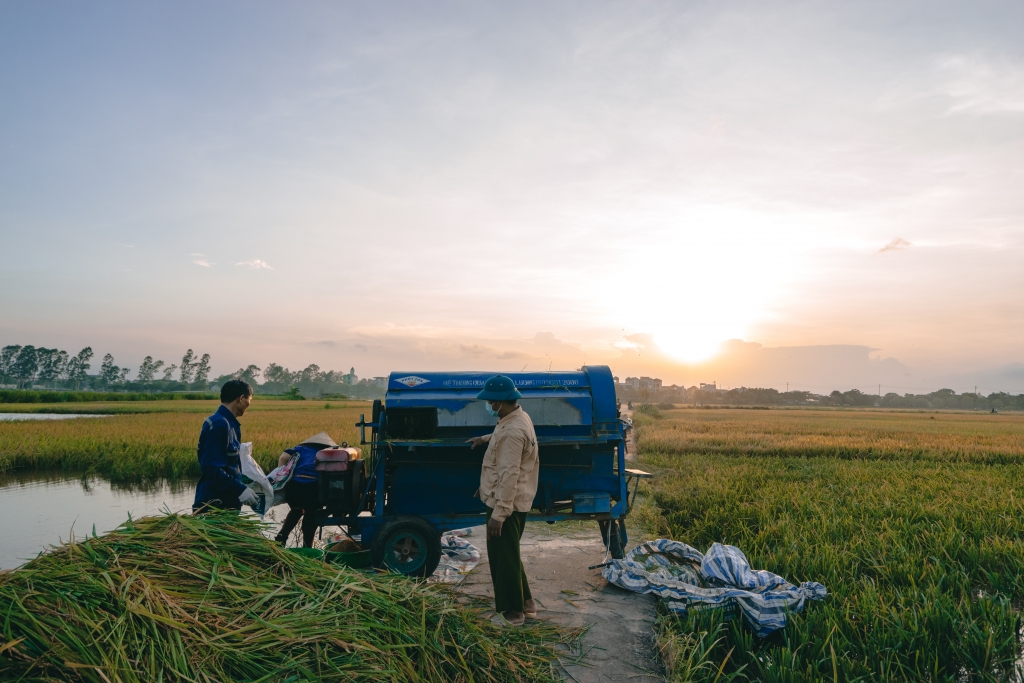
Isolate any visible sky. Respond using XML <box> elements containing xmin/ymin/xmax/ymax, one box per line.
<box><xmin>2</xmin><ymin>1</ymin><xmax>1023</xmax><ymax>394</ymax></box>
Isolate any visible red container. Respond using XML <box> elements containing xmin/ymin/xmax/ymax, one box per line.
<box><xmin>315</xmin><ymin>447</ymin><xmax>362</xmax><ymax>472</ymax></box>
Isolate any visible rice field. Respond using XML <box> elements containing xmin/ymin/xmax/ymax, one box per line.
<box><xmin>0</xmin><ymin>400</ymin><xmax>368</xmax><ymax>482</ymax></box>
<box><xmin>635</xmin><ymin>407</ymin><xmax>1024</xmax><ymax>682</ymax></box>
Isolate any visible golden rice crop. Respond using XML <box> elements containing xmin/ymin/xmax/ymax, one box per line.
<box><xmin>0</xmin><ymin>400</ymin><xmax>368</xmax><ymax>482</ymax></box>
<box><xmin>635</xmin><ymin>408</ymin><xmax>1024</xmax><ymax>681</ymax></box>
<box><xmin>640</xmin><ymin>406</ymin><xmax>1024</xmax><ymax>463</ymax></box>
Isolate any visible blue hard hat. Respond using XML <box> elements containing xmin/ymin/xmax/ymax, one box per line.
<box><xmin>476</xmin><ymin>375</ymin><xmax>522</xmax><ymax>401</ymax></box>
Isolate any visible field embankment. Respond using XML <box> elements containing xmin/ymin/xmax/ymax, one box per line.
<box><xmin>0</xmin><ymin>400</ymin><xmax>366</xmax><ymax>481</ymax></box>
<box><xmin>636</xmin><ymin>407</ymin><xmax>1024</xmax><ymax>681</ymax></box>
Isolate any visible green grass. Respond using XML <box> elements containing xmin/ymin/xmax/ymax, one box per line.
<box><xmin>0</xmin><ymin>400</ymin><xmax>370</xmax><ymax>482</ymax></box>
<box><xmin>636</xmin><ymin>408</ymin><xmax>1024</xmax><ymax>682</ymax></box>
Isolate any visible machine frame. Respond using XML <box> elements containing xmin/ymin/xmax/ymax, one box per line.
<box><xmin>316</xmin><ymin>365</ymin><xmax>649</xmax><ymax>575</ymax></box>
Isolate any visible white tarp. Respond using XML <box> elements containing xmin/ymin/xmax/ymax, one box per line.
<box><xmin>603</xmin><ymin>539</ymin><xmax>827</xmax><ymax>637</ymax></box>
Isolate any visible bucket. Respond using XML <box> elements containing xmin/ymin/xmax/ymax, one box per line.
<box><xmin>287</xmin><ymin>547</ymin><xmax>325</xmax><ymax>561</ymax></box>
<box><xmin>325</xmin><ymin>545</ymin><xmax>372</xmax><ymax>569</ymax></box>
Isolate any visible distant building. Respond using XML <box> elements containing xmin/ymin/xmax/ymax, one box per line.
<box><xmin>700</xmin><ymin>382</ymin><xmax>717</xmax><ymax>391</ymax></box>
<box><xmin>343</xmin><ymin>367</ymin><xmax>357</xmax><ymax>385</ymax></box>
<box><xmin>371</xmin><ymin>376</ymin><xmax>387</xmax><ymax>388</ymax></box>
<box><xmin>639</xmin><ymin>377</ymin><xmax>662</xmax><ymax>392</ymax></box>
<box><xmin>625</xmin><ymin>377</ymin><xmax>641</xmax><ymax>389</ymax></box>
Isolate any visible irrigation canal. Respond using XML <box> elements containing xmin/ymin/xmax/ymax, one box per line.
<box><xmin>0</xmin><ymin>473</ymin><xmax>203</xmax><ymax>569</ymax></box>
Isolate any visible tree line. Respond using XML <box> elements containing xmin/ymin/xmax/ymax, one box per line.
<box><xmin>0</xmin><ymin>345</ymin><xmax>214</xmax><ymax>391</ymax></box>
<box><xmin>644</xmin><ymin>384</ymin><xmax>1024</xmax><ymax>411</ymax></box>
<box><xmin>0</xmin><ymin>343</ymin><xmax>383</xmax><ymax>398</ymax></box>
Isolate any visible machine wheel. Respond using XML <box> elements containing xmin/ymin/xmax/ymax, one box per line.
<box><xmin>599</xmin><ymin>519</ymin><xmax>627</xmax><ymax>560</ymax></box>
<box><xmin>370</xmin><ymin>516</ymin><xmax>441</xmax><ymax>578</ymax></box>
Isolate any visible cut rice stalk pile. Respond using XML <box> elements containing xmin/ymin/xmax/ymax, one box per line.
<box><xmin>0</xmin><ymin>512</ymin><xmax>571</xmax><ymax>682</ymax></box>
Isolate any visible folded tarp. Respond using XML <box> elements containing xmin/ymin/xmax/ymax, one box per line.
<box><xmin>602</xmin><ymin>539</ymin><xmax>827</xmax><ymax>637</ymax></box>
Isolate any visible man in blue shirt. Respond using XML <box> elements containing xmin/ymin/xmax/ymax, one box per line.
<box><xmin>193</xmin><ymin>379</ymin><xmax>259</xmax><ymax>513</ymax></box>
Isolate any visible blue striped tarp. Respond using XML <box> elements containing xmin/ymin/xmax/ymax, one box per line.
<box><xmin>602</xmin><ymin>539</ymin><xmax>827</xmax><ymax>637</ymax></box>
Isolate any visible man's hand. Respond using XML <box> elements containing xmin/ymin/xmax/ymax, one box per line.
<box><xmin>467</xmin><ymin>436</ymin><xmax>487</xmax><ymax>449</ymax></box>
<box><xmin>487</xmin><ymin>516</ymin><xmax>504</xmax><ymax>539</ymax></box>
<box><xmin>239</xmin><ymin>488</ymin><xmax>259</xmax><ymax>507</ymax></box>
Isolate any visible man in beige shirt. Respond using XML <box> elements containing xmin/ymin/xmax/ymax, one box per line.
<box><xmin>468</xmin><ymin>375</ymin><xmax>539</xmax><ymax>626</ymax></box>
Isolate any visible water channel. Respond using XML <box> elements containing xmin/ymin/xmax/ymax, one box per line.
<box><xmin>0</xmin><ymin>472</ymin><xmax>202</xmax><ymax>569</ymax></box>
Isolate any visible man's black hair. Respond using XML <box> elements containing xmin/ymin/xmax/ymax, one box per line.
<box><xmin>221</xmin><ymin>379</ymin><xmax>253</xmax><ymax>404</ymax></box>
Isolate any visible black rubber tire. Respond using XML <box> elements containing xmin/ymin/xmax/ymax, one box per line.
<box><xmin>370</xmin><ymin>516</ymin><xmax>441</xmax><ymax>578</ymax></box>
<box><xmin>372</xmin><ymin>399</ymin><xmax>383</xmax><ymax>424</ymax></box>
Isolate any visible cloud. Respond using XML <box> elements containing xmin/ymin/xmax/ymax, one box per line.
<box><xmin>877</xmin><ymin>237</ymin><xmax>911</xmax><ymax>254</ymax></box>
<box><xmin>459</xmin><ymin>343</ymin><xmax>492</xmax><ymax>356</ymax></box>
<box><xmin>939</xmin><ymin>55</ymin><xmax>1024</xmax><ymax>115</ymax></box>
<box><xmin>192</xmin><ymin>259</ymin><xmax>214</xmax><ymax>267</ymax></box>
<box><xmin>235</xmin><ymin>259</ymin><xmax>273</xmax><ymax>269</ymax></box>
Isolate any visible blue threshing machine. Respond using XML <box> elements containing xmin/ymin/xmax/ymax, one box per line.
<box><xmin>317</xmin><ymin>365</ymin><xmax>648</xmax><ymax>576</ymax></box>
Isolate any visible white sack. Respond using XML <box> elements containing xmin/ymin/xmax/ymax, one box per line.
<box><xmin>238</xmin><ymin>442</ymin><xmax>274</xmax><ymax>517</ymax></box>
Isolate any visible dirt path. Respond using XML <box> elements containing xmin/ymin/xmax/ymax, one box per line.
<box><xmin>460</xmin><ymin>522</ymin><xmax>663</xmax><ymax>682</ymax></box>
<box><xmin>459</xmin><ymin>411</ymin><xmax>662</xmax><ymax>682</ymax></box>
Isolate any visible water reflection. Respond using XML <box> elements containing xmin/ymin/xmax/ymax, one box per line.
<box><xmin>0</xmin><ymin>472</ymin><xmax>200</xmax><ymax>569</ymax></box>
<box><xmin>0</xmin><ymin>472</ymin><xmax>341</xmax><ymax>569</ymax></box>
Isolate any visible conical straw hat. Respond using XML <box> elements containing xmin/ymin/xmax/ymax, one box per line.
<box><xmin>299</xmin><ymin>431</ymin><xmax>338</xmax><ymax>448</ymax></box>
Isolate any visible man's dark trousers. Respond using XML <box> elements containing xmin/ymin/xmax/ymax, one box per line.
<box><xmin>485</xmin><ymin>507</ymin><xmax>532</xmax><ymax>613</ymax></box>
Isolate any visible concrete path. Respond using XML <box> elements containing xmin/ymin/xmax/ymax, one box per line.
<box><xmin>459</xmin><ymin>520</ymin><xmax>664</xmax><ymax>683</ymax></box>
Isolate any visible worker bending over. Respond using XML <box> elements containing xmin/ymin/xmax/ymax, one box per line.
<box><xmin>468</xmin><ymin>375</ymin><xmax>539</xmax><ymax>626</ymax></box>
<box><xmin>193</xmin><ymin>380</ymin><xmax>258</xmax><ymax>513</ymax></box>
<box><xmin>274</xmin><ymin>432</ymin><xmax>337</xmax><ymax>547</ymax></box>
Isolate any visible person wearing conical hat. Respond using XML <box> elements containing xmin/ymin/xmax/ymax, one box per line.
<box><xmin>273</xmin><ymin>432</ymin><xmax>338</xmax><ymax>547</ymax></box>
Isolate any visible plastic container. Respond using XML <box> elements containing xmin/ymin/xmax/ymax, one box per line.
<box><xmin>326</xmin><ymin>549</ymin><xmax>372</xmax><ymax>569</ymax></box>
<box><xmin>287</xmin><ymin>547</ymin><xmax>325</xmax><ymax>561</ymax></box>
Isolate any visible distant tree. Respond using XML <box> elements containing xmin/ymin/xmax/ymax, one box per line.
<box><xmin>162</xmin><ymin>364</ymin><xmax>178</xmax><ymax>381</ymax></box>
<box><xmin>179</xmin><ymin>350</ymin><xmax>196</xmax><ymax>383</ymax></box>
<box><xmin>118</xmin><ymin>366</ymin><xmax>131</xmax><ymax>383</ymax></box>
<box><xmin>262</xmin><ymin>363</ymin><xmax>290</xmax><ymax>385</ymax></box>
<box><xmin>65</xmin><ymin>347</ymin><xmax>93</xmax><ymax>389</ymax></box>
<box><xmin>0</xmin><ymin>345</ymin><xmax>22</xmax><ymax>386</ymax></box>
<box><xmin>136</xmin><ymin>356</ymin><xmax>165</xmax><ymax>383</ymax></box>
<box><xmin>299</xmin><ymin>364</ymin><xmax>321</xmax><ymax>384</ymax></box>
<box><xmin>234</xmin><ymin>364</ymin><xmax>261</xmax><ymax>385</ymax></box>
<box><xmin>36</xmin><ymin>348</ymin><xmax>68</xmax><ymax>387</ymax></box>
<box><xmin>99</xmin><ymin>354</ymin><xmax>121</xmax><ymax>384</ymax></box>
<box><xmin>194</xmin><ymin>354</ymin><xmax>212</xmax><ymax>385</ymax></box>
<box><xmin>12</xmin><ymin>346</ymin><xmax>39</xmax><ymax>389</ymax></box>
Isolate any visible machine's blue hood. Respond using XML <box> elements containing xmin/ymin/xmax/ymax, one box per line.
<box><xmin>384</xmin><ymin>367</ymin><xmax>619</xmax><ymax>431</ymax></box>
